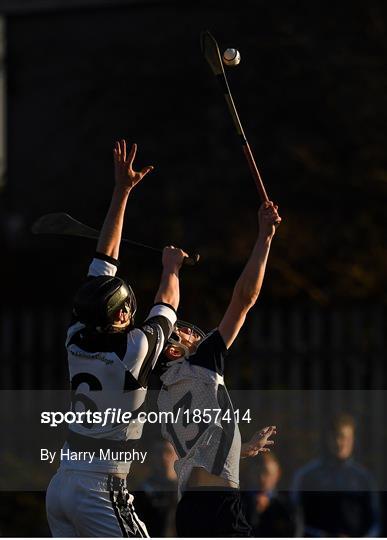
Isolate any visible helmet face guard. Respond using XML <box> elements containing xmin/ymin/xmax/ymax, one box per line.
<box><xmin>109</xmin><ymin>285</ymin><xmax>137</xmax><ymax>331</ymax></box>
<box><xmin>165</xmin><ymin>320</ymin><xmax>206</xmax><ymax>359</ymax></box>
<box><xmin>73</xmin><ymin>276</ymin><xmax>137</xmax><ymax>331</ymax></box>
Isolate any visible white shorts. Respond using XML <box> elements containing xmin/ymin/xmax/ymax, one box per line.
<box><xmin>46</xmin><ymin>468</ymin><xmax>149</xmax><ymax>537</ymax></box>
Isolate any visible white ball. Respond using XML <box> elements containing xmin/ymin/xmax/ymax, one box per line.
<box><xmin>223</xmin><ymin>48</ymin><xmax>241</xmax><ymax>67</ymax></box>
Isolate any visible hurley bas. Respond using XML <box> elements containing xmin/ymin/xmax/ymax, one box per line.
<box><xmin>41</xmin><ymin>448</ymin><xmax>148</xmax><ymax>464</ymax></box>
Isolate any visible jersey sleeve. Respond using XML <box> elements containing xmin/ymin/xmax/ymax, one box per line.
<box><xmin>123</xmin><ymin>303</ymin><xmax>177</xmax><ymax>387</ymax></box>
<box><xmin>87</xmin><ymin>252</ymin><xmax>119</xmax><ymax>277</ymax></box>
<box><xmin>188</xmin><ymin>329</ymin><xmax>228</xmax><ymax>376</ymax></box>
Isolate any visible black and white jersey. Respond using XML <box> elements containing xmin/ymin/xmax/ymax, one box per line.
<box><xmin>62</xmin><ymin>254</ymin><xmax>177</xmax><ymax>474</ymax></box>
<box><xmin>157</xmin><ymin>330</ymin><xmax>241</xmax><ymax>499</ymax></box>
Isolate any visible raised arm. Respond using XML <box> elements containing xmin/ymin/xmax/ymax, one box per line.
<box><xmin>123</xmin><ymin>247</ymin><xmax>187</xmax><ymax>387</ymax></box>
<box><xmin>96</xmin><ymin>140</ymin><xmax>154</xmax><ymax>259</ymax></box>
<box><xmin>218</xmin><ymin>201</ymin><xmax>281</xmax><ymax>349</ymax></box>
<box><xmin>154</xmin><ymin>246</ymin><xmax>188</xmax><ymax>311</ymax></box>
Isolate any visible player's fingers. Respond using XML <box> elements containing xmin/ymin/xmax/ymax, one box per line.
<box><xmin>264</xmin><ymin>210</ymin><xmax>278</xmax><ymax>221</ymax></box>
<box><xmin>121</xmin><ymin>139</ymin><xmax>126</xmax><ymax>161</ymax></box>
<box><xmin>266</xmin><ymin>207</ymin><xmax>280</xmax><ymax>219</ymax></box>
<box><xmin>260</xmin><ymin>201</ymin><xmax>270</xmax><ymax>211</ymax></box>
<box><xmin>128</xmin><ymin>143</ymin><xmax>137</xmax><ymax>167</ymax></box>
<box><xmin>116</xmin><ymin>140</ymin><xmax>121</xmax><ymax>157</ymax></box>
<box><xmin>265</xmin><ymin>440</ymin><xmax>275</xmax><ymax>445</ymax></box>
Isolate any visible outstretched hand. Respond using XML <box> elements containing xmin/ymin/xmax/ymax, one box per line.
<box><xmin>241</xmin><ymin>425</ymin><xmax>277</xmax><ymax>458</ymax></box>
<box><xmin>113</xmin><ymin>139</ymin><xmax>154</xmax><ymax>191</ymax></box>
<box><xmin>258</xmin><ymin>201</ymin><xmax>281</xmax><ymax>238</ymax></box>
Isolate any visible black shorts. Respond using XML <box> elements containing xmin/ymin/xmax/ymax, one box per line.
<box><xmin>176</xmin><ymin>487</ymin><xmax>252</xmax><ymax>537</ymax></box>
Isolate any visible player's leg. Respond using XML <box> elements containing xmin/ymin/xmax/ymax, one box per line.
<box><xmin>73</xmin><ymin>473</ymin><xmax>149</xmax><ymax>538</ymax></box>
<box><xmin>46</xmin><ymin>470</ymin><xmax>77</xmax><ymax>537</ymax></box>
<box><xmin>216</xmin><ymin>489</ymin><xmax>252</xmax><ymax>537</ymax></box>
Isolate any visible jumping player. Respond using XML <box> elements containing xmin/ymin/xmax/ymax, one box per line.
<box><xmin>46</xmin><ymin>140</ymin><xmax>187</xmax><ymax>537</ymax></box>
<box><xmin>158</xmin><ymin>201</ymin><xmax>281</xmax><ymax>537</ymax></box>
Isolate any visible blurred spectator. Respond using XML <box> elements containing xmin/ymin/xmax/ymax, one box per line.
<box><xmin>243</xmin><ymin>453</ymin><xmax>298</xmax><ymax>537</ymax></box>
<box><xmin>292</xmin><ymin>413</ymin><xmax>381</xmax><ymax>537</ymax></box>
<box><xmin>133</xmin><ymin>440</ymin><xmax>178</xmax><ymax>537</ymax></box>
